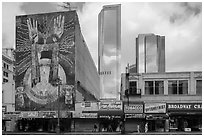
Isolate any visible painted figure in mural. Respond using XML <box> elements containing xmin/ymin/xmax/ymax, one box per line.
<box><xmin>27</xmin><ymin>15</ymin><xmax>65</xmax><ymax>88</ymax></box>
<box><xmin>16</xmin><ymin>87</ymin><xmax>25</xmax><ymax>107</ymax></box>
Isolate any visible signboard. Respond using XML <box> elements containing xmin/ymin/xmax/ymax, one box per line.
<box><xmin>167</xmin><ymin>103</ymin><xmax>202</xmax><ymax>112</ymax></box>
<box><xmin>99</xmin><ymin>115</ymin><xmax>121</xmax><ymax>118</ymax></box>
<box><xmin>81</xmin><ymin>113</ymin><xmax>97</xmax><ymax>118</ymax></box>
<box><xmin>81</xmin><ymin>102</ymin><xmax>91</xmax><ymax>107</ymax></box>
<box><xmin>124</xmin><ymin>104</ymin><xmax>143</xmax><ymax>113</ymax></box>
<box><xmin>125</xmin><ymin>113</ymin><xmax>145</xmax><ymax>118</ymax></box>
<box><xmin>38</xmin><ymin>111</ymin><xmax>57</xmax><ymax>118</ymax></box>
<box><xmin>99</xmin><ymin>101</ymin><xmax>122</xmax><ymax>111</ymax></box>
<box><xmin>77</xmin><ymin>102</ymin><xmax>99</xmax><ymax>111</ymax></box>
<box><xmin>15</xmin><ymin>11</ymin><xmax>76</xmax><ymax>111</ymax></box>
<box><xmin>20</xmin><ymin>111</ymin><xmax>38</xmax><ymax>118</ymax></box>
<box><xmin>3</xmin><ymin>112</ymin><xmax>21</xmax><ymax>119</ymax></box>
<box><xmin>144</xmin><ymin>103</ymin><xmax>166</xmax><ymax>113</ymax></box>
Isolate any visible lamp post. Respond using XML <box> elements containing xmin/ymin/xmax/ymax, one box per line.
<box><xmin>56</xmin><ymin>78</ymin><xmax>61</xmax><ymax>134</ymax></box>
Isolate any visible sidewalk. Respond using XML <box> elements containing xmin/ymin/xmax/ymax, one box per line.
<box><xmin>2</xmin><ymin>131</ymin><xmax>202</xmax><ymax>135</ymax></box>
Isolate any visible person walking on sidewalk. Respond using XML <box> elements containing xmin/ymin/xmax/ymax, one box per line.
<box><xmin>93</xmin><ymin>123</ymin><xmax>97</xmax><ymax>132</ymax></box>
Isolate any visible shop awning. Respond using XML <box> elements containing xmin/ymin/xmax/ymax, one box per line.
<box><xmin>98</xmin><ymin>111</ymin><xmax>123</xmax><ymax>118</ymax></box>
<box><xmin>168</xmin><ymin>111</ymin><xmax>202</xmax><ymax>115</ymax></box>
<box><xmin>125</xmin><ymin>113</ymin><xmax>145</xmax><ymax>119</ymax></box>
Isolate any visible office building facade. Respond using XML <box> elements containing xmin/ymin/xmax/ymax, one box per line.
<box><xmin>98</xmin><ymin>4</ymin><xmax>121</xmax><ymax>100</ymax></box>
<box><xmin>136</xmin><ymin>34</ymin><xmax>165</xmax><ymax>73</ymax></box>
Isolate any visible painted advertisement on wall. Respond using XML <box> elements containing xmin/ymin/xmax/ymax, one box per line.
<box><xmin>15</xmin><ymin>11</ymin><xmax>76</xmax><ymax>111</ymax></box>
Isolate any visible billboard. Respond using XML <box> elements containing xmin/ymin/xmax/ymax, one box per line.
<box><xmin>144</xmin><ymin>103</ymin><xmax>166</xmax><ymax>113</ymax></box>
<box><xmin>99</xmin><ymin>101</ymin><xmax>122</xmax><ymax>111</ymax></box>
<box><xmin>15</xmin><ymin>11</ymin><xmax>76</xmax><ymax>111</ymax></box>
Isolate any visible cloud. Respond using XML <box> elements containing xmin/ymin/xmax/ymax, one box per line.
<box><xmin>2</xmin><ymin>2</ymin><xmax>25</xmax><ymax>48</ymax></box>
<box><xmin>103</xmin><ymin>54</ymin><xmax>117</xmax><ymax>65</ymax></box>
<box><xmin>2</xmin><ymin>2</ymin><xmax>201</xmax><ymax>98</ymax></box>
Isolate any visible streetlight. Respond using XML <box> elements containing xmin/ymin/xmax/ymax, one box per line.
<box><xmin>55</xmin><ymin>78</ymin><xmax>62</xmax><ymax>134</ymax></box>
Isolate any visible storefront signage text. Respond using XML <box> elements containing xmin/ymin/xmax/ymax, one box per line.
<box><xmin>125</xmin><ymin>113</ymin><xmax>145</xmax><ymax>118</ymax></box>
<box><xmin>81</xmin><ymin>113</ymin><xmax>97</xmax><ymax>118</ymax></box>
<box><xmin>99</xmin><ymin>101</ymin><xmax>122</xmax><ymax>111</ymax></box>
<box><xmin>21</xmin><ymin>111</ymin><xmax>38</xmax><ymax>118</ymax></box>
<box><xmin>99</xmin><ymin>115</ymin><xmax>121</xmax><ymax>118</ymax></box>
<box><xmin>145</xmin><ymin>103</ymin><xmax>166</xmax><ymax>113</ymax></box>
<box><xmin>167</xmin><ymin>103</ymin><xmax>202</xmax><ymax>111</ymax></box>
<box><xmin>39</xmin><ymin>111</ymin><xmax>57</xmax><ymax>118</ymax></box>
<box><xmin>124</xmin><ymin>104</ymin><xmax>143</xmax><ymax>113</ymax></box>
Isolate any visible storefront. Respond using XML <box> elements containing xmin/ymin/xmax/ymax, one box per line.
<box><xmin>98</xmin><ymin>101</ymin><xmax>123</xmax><ymax>132</ymax></box>
<box><xmin>124</xmin><ymin>102</ymin><xmax>145</xmax><ymax>132</ymax></box>
<box><xmin>17</xmin><ymin>111</ymin><xmax>72</xmax><ymax>132</ymax></box>
<box><xmin>2</xmin><ymin>111</ymin><xmax>20</xmax><ymax>132</ymax></box>
<box><xmin>72</xmin><ymin>101</ymin><xmax>99</xmax><ymax>132</ymax></box>
<box><xmin>73</xmin><ymin>112</ymin><xmax>99</xmax><ymax>132</ymax></box>
<box><xmin>167</xmin><ymin>103</ymin><xmax>202</xmax><ymax>132</ymax></box>
<box><xmin>144</xmin><ymin>102</ymin><xmax>168</xmax><ymax>132</ymax></box>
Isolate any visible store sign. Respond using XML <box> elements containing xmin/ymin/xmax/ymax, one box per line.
<box><xmin>38</xmin><ymin>111</ymin><xmax>57</xmax><ymax>118</ymax></box>
<box><xmin>3</xmin><ymin>112</ymin><xmax>21</xmax><ymax>119</ymax></box>
<box><xmin>99</xmin><ymin>101</ymin><xmax>122</xmax><ymax>111</ymax></box>
<box><xmin>80</xmin><ymin>102</ymin><xmax>99</xmax><ymax>111</ymax></box>
<box><xmin>99</xmin><ymin>115</ymin><xmax>121</xmax><ymax>118</ymax></box>
<box><xmin>124</xmin><ymin>104</ymin><xmax>143</xmax><ymax>113</ymax></box>
<box><xmin>81</xmin><ymin>102</ymin><xmax>91</xmax><ymax>107</ymax></box>
<box><xmin>145</xmin><ymin>103</ymin><xmax>166</xmax><ymax>113</ymax></box>
<box><xmin>81</xmin><ymin>113</ymin><xmax>97</xmax><ymax>118</ymax></box>
<box><xmin>20</xmin><ymin>111</ymin><xmax>38</xmax><ymax>118</ymax></box>
<box><xmin>167</xmin><ymin>103</ymin><xmax>202</xmax><ymax>111</ymax></box>
<box><xmin>125</xmin><ymin>113</ymin><xmax>145</xmax><ymax>118</ymax></box>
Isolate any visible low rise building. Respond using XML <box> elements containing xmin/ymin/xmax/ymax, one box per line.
<box><xmin>121</xmin><ymin>70</ymin><xmax>202</xmax><ymax>132</ymax></box>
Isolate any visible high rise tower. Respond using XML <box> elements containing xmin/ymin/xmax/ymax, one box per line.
<box><xmin>98</xmin><ymin>4</ymin><xmax>121</xmax><ymax>100</ymax></box>
<box><xmin>136</xmin><ymin>33</ymin><xmax>165</xmax><ymax>73</ymax></box>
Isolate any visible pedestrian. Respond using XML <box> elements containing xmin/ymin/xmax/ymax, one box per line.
<box><xmin>137</xmin><ymin>124</ymin><xmax>140</xmax><ymax>133</ymax></box>
<box><xmin>108</xmin><ymin>124</ymin><xmax>113</xmax><ymax>132</ymax></box>
<box><xmin>145</xmin><ymin>122</ymin><xmax>148</xmax><ymax>133</ymax></box>
<box><xmin>93</xmin><ymin>123</ymin><xmax>97</xmax><ymax>132</ymax></box>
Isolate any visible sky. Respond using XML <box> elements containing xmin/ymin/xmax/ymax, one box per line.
<box><xmin>2</xmin><ymin>2</ymin><xmax>202</xmax><ymax>74</ymax></box>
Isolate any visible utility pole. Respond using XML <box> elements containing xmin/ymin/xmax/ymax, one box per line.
<box><xmin>56</xmin><ymin>78</ymin><xmax>61</xmax><ymax>134</ymax></box>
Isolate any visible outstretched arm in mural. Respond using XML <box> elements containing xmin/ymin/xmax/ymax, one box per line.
<box><xmin>49</xmin><ymin>15</ymin><xmax>65</xmax><ymax>85</ymax></box>
<box><xmin>53</xmin><ymin>15</ymin><xmax>65</xmax><ymax>42</ymax></box>
<box><xmin>27</xmin><ymin>18</ymin><xmax>39</xmax><ymax>44</ymax></box>
<box><xmin>27</xmin><ymin>18</ymin><xmax>41</xmax><ymax>87</ymax></box>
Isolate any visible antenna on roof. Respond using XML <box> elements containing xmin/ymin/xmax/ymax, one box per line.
<box><xmin>58</xmin><ymin>2</ymin><xmax>77</xmax><ymax>11</ymax></box>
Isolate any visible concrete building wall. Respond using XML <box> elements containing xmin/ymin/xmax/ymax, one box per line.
<box><xmin>75</xmin><ymin>17</ymin><xmax>100</xmax><ymax>100</ymax></box>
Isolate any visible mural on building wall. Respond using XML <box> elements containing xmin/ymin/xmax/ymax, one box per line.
<box><xmin>15</xmin><ymin>11</ymin><xmax>76</xmax><ymax>111</ymax></box>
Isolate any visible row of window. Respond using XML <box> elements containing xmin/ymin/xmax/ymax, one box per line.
<box><xmin>3</xmin><ymin>78</ymin><xmax>8</xmax><ymax>83</ymax></box>
<box><xmin>3</xmin><ymin>63</ymin><xmax>9</xmax><ymax>70</ymax></box>
<box><xmin>3</xmin><ymin>71</ymin><xmax>8</xmax><ymax>77</ymax></box>
<box><xmin>127</xmin><ymin>80</ymin><xmax>202</xmax><ymax>95</ymax></box>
